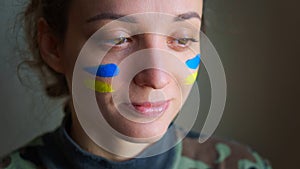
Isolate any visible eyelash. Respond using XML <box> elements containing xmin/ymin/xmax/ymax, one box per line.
<box><xmin>104</xmin><ymin>37</ymin><xmax>133</xmax><ymax>48</ymax></box>
<box><xmin>167</xmin><ymin>37</ymin><xmax>199</xmax><ymax>50</ymax></box>
<box><xmin>102</xmin><ymin>35</ymin><xmax>198</xmax><ymax>51</ymax></box>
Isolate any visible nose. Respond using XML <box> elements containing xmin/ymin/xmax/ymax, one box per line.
<box><xmin>133</xmin><ymin>69</ymin><xmax>170</xmax><ymax>89</ymax></box>
<box><xmin>133</xmin><ymin>34</ymin><xmax>170</xmax><ymax>89</ymax></box>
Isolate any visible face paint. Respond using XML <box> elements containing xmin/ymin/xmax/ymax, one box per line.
<box><xmin>84</xmin><ymin>64</ymin><xmax>120</xmax><ymax>78</ymax></box>
<box><xmin>185</xmin><ymin>72</ymin><xmax>198</xmax><ymax>85</ymax></box>
<box><xmin>84</xmin><ymin>79</ymin><xmax>114</xmax><ymax>93</ymax></box>
<box><xmin>186</xmin><ymin>54</ymin><xmax>201</xmax><ymax>69</ymax></box>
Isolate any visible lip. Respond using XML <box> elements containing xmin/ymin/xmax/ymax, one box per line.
<box><xmin>125</xmin><ymin>100</ymin><xmax>171</xmax><ymax>118</ymax></box>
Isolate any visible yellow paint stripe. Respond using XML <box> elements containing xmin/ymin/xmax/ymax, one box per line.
<box><xmin>84</xmin><ymin>79</ymin><xmax>114</xmax><ymax>93</ymax></box>
<box><xmin>185</xmin><ymin>72</ymin><xmax>198</xmax><ymax>85</ymax></box>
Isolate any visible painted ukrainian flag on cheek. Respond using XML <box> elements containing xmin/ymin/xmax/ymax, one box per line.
<box><xmin>185</xmin><ymin>54</ymin><xmax>201</xmax><ymax>85</ymax></box>
<box><xmin>83</xmin><ymin>63</ymin><xmax>120</xmax><ymax>93</ymax></box>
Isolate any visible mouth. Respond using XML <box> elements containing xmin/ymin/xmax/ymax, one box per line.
<box><xmin>124</xmin><ymin>100</ymin><xmax>171</xmax><ymax>118</ymax></box>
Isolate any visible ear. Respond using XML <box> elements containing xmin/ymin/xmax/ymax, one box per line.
<box><xmin>38</xmin><ymin>18</ymin><xmax>65</xmax><ymax>74</ymax></box>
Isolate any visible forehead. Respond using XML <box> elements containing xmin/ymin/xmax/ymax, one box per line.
<box><xmin>70</xmin><ymin>0</ymin><xmax>203</xmax><ymax>21</ymax></box>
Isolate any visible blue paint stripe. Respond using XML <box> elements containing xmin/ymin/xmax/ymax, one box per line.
<box><xmin>84</xmin><ymin>64</ymin><xmax>120</xmax><ymax>78</ymax></box>
<box><xmin>186</xmin><ymin>54</ymin><xmax>201</xmax><ymax>69</ymax></box>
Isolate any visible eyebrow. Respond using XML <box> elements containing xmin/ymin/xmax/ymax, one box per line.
<box><xmin>174</xmin><ymin>12</ymin><xmax>201</xmax><ymax>22</ymax></box>
<box><xmin>86</xmin><ymin>13</ymin><xmax>137</xmax><ymax>23</ymax></box>
<box><xmin>86</xmin><ymin>11</ymin><xmax>201</xmax><ymax>23</ymax></box>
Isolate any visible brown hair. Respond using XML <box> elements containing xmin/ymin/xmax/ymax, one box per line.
<box><xmin>20</xmin><ymin>0</ymin><xmax>72</xmax><ymax>97</ymax></box>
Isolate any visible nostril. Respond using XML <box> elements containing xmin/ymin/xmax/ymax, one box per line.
<box><xmin>133</xmin><ymin>69</ymin><xmax>170</xmax><ymax>89</ymax></box>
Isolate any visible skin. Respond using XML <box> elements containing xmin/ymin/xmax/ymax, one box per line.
<box><xmin>38</xmin><ymin>0</ymin><xmax>203</xmax><ymax>161</ymax></box>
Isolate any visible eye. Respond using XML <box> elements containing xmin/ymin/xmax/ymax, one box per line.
<box><xmin>97</xmin><ymin>32</ymin><xmax>134</xmax><ymax>50</ymax></box>
<box><xmin>167</xmin><ymin>37</ymin><xmax>199</xmax><ymax>50</ymax></box>
<box><xmin>107</xmin><ymin>37</ymin><xmax>133</xmax><ymax>46</ymax></box>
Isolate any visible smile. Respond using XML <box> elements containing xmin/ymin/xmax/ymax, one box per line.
<box><xmin>124</xmin><ymin>100</ymin><xmax>171</xmax><ymax>118</ymax></box>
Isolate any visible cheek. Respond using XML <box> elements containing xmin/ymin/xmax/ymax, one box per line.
<box><xmin>186</xmin><ymin>54</ymin><xmax>201</xmax><ymax>69</ymax></box>
<box><xmin>82</xmin><ymin>50</ymin><xmax>135</xmax><ymax>93</ymax></box>
<box><xmin>83</xmin><ymin>63</ymin><xmax>120</xmax><ymax>93</ymax></box>
<box><xmin>84</xmin><ymin>79</ymin><xmax>114</xmax><ymax>93</ymax></box>
<box><xmin>184</xmin><ymin>53</ymin><xmax>201</xmax><ymax>84</ymax></box>
<box><xmin>84</xmin><ymin>64</ymin><xmax>120</xmax><ymax>78</ymax></box>
<box><xmin>61</xmin><ymin>42</ymin><xmax>86</xmax><ymax>83</ymax></box>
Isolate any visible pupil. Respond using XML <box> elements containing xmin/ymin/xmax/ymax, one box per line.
<box><xmin>116</xmin><ymin>37</ymin><xmax>126</xmax><ymax>45</ymax></box>
<box><xmin>179</xmin><ymin>39</ymin><xmax>187</xmax><ymax>45</ymax></box>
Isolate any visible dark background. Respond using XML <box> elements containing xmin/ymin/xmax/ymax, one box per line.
<box><xmin>202</xmin><ymin>0</ymin><xmax>300</xmax><ymax>168</ymax></box>
<box><xmin>1</xmin><ymin>0</ymin><xmax>299</xmax><ymax>168</ymax></box>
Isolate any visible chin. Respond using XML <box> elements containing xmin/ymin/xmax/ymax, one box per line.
<box><xmin>122</xmin><ymin>120</ymin><xmax>169</xmax><ymax>139</ymax></box>
<box><xmin>105</xmin><ymin>112</ymin><xmax>172</xmax><ymax>142</ymax></box>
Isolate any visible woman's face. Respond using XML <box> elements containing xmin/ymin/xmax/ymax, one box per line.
<box><xmin>58</xmin><ymin>0</ymin><xmax>202</xmax><ymax>139</ymax></box>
